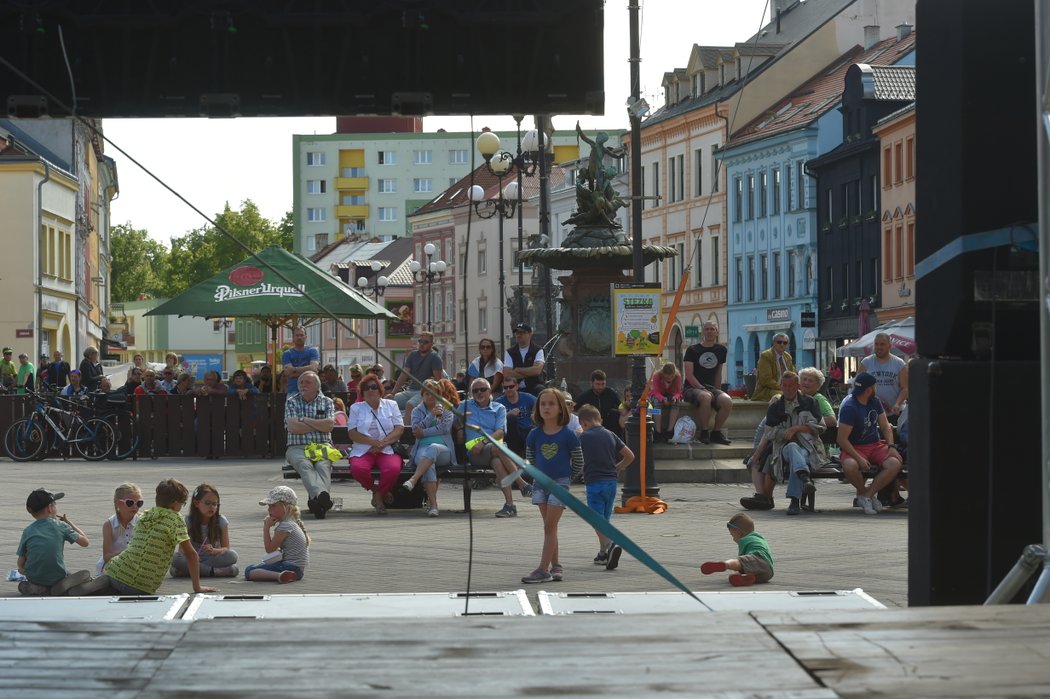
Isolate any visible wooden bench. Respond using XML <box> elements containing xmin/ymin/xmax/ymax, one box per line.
<box><xmin>281</xmin><ymin>427</ymin><xmax>497</xmax><ymax>512</ymax></box>
<box><xmin>806</xmin><ymin>456</ymin><xmax>909</xmax><ymax>510</ymax></box>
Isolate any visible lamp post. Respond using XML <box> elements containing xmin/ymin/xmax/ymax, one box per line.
<box><xmin>410</xmin><ymin>242</ymin><xmax>447</xmax><ymax>331</ymax></box>
<box><xmin>356</xmin><ymin>261</ymin><xmax>389</xmax><ymax>364</ymax></box>
<box><xmin>473</xmin><ymin>123</ymin><xmax>544</xmax><ymax>348</ymax></box>
<box><xmin>469</xmin><ymin>179</ymin><xmax>520</xmax><ymax>353</ymax></box>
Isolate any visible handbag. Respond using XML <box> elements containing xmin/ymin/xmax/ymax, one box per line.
<box><xmin>369</xmin><ymin>408</ymin><xmax>410</xmax><ymax>458</ymax></box>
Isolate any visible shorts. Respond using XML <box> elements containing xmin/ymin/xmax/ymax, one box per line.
<box><xmin>531</xmin><ymin>477</ymin><xmax>571</xmax><ymax>507</ymax></box>
<box><xmin>467</xmin><ymin>443</ymin><xmax>503</xmax><ymax>468</ymax></box>
<box><xmin>850</xmin><ymin>440</ymin><xmax>893</xmax><ymax>467</ymax></box>
<box><xmin>683</xmin><ymin>385</ymin><xmax>727</xmax><ymax>410</ymax></box>
<box><xmin>585</xmin><ymin>480</ymin><xmax>618</xmax><ymax>521</ymax></box>
<box><xmin>737</xmin><ymin>554</ymin><xmax>774</xmax><ymax>583</ymax></box>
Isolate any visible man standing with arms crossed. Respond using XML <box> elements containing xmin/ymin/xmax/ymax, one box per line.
<box><xmin>282</xmin><ymin>326</ymin><xmax>320</xmax><ymax>396</ymax></box>
<box><xmin>860</xmin><ymin>333</ymin><xmax>908</xmax><ymax>421</ymax></box>
<box><xmin>503</xmin><ymin>323</ymin><xmax>545</xmax><ymax>396</ymax></box>
<box><xmin>389</xmin><ymin>331</ymin><xmax>444</xmax><ymax>419</ymax></box>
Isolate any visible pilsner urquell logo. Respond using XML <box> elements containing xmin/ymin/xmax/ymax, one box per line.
<box><xmin>214</xmin><ymin>266</ymin><xmax>305</xmax><ymax>302</ymax></box>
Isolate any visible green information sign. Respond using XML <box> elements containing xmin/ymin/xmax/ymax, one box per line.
<box><xmin>685</xmin><ymin>325</ymin><xmax>700</xmax><ymax>339</ymax></box>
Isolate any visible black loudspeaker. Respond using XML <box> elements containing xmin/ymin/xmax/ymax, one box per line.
<box><xmin>915</xmin><ymin>0</ymin><xmax>1039</xmax><ymax>360</ymax></box>
<box><xmin>908</xmin><ymin>359</ymin><xmax>1043</xmax><ymax>605</ymax></box>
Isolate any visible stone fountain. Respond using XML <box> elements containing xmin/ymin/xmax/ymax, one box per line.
<box><xmin>519</xmin><ymin>125</ymin><xmax>676</xmax><ymax>396</ymax></box>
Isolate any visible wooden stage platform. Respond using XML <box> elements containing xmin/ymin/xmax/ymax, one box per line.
<box><xmin>1</xmin><ymin>601</ymin><xmax>1048</xmax><ymax>697</ymax></box>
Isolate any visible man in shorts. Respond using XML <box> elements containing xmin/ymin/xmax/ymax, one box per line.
<box><xmin>464</xmin><ymin>378</ymin><xmax>528</xmax><ymax>517</ymax></box>
<box><xmin>836</xmin><ymin>372</ymin><xmax>903</xmax><ymax>515</ymax></box>
<box><xmin>682</xmin><ymin>320</ymin><xmax>733</xmax><ymax>444</ymax></box>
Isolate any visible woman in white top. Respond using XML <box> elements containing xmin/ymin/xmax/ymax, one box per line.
<box><xmin>467</xmin><ymin>338</ymin><xmax>504</xmax><ymax>394</ymax></box>
<box><xmin>346</xmin><ymin>376</ymin><xmax>405</xmax><ymax>514</ymax></box>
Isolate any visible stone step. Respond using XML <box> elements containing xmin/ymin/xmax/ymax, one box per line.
<box><xmin>652</xmin><ymin>458</ymin><xmax>751</xmax><ymax>484</ymax></box>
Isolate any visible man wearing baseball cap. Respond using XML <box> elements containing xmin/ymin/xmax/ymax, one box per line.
<box><xmin>836</xmin><ymin>372</ymin><xmax>903</xmax><ymax>515</ymax></box>
<box><xmin>503</xmin><ymin>323</ymin><xmax>545</xmax><ymax>396</ymax></box>
<box><xmin>1</xmin><ymin>347</ymin><xmax>16</xmax><ymax>391</ymax></box>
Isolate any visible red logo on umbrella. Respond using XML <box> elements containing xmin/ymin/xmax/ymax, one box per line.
<box><xmin>228</xmin><ymin>266</ymin><xmax>264</xmax><ymax>286</ymax></box>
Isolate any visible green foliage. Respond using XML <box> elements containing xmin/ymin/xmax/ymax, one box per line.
<box><xmin>109</xmin><ymin>224</ymin><xmax>171</xmax><ymax>302</ymax></box>
<box><xmin>111</xmin><ymin>200</ymin><xmax>294</xmax><ymax>299</ymax></box>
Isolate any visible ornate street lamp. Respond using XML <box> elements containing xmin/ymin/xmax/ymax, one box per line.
<box><xmin>473</xmin><ymin>120</ymin><xmax>545</xmax><ymax>349</ymax></box>
<box><xmin>356</xmin><ymin>261</ymin><xmax>389</xmax><ymax>364</ymax></box>
<box><xmin>410</xmin><ymin>242</ymin><xmax>447</xmax><ymax>331</ymax></box>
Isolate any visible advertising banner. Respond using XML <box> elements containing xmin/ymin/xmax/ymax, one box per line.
<box><xmin>612</xmin><ymin>283</ymin><xmax>662</xmax><ymax>356</ymax></box>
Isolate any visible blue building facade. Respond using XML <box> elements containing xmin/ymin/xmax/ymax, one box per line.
<box><xmin>722</xmin><ymin>33</ymin><xmax>916</xmax><ymax>389</ymax></box>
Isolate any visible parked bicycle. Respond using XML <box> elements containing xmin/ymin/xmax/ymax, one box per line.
<box><xmin>2</xmin><ymin>390</ymin><xmax>117</xmax><ymax>461</ymax></box>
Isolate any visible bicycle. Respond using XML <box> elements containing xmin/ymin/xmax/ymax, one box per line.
<box><xmin>3</xmin><ymin>390</ymin><xmax>117</xmax><ymax>461</ymax></box>
<box><xmin>84</xmin><ymin>389</ymin><xmax>141</xmax><ymax>460</ymax></box>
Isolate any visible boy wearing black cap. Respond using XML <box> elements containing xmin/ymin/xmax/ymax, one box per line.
<box><xmin>836</xmin><ymin>372</ymin><xmax>903</xmax><ymax>515</ymax></box>
<box><xmin>16</xmin><ymin>488</ymin><xmax>93</xmax><ymax>595</ymax></box>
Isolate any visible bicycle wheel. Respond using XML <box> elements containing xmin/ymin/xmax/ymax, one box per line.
<box><xmin>108</xmin><ymin>410</ymin><xmax>140</xmax><ymax>460</ymax></box>
<box><xmin>3</xmin><ymin>418</ymin><xmax>46</xmax><ymax>461</ymax></box>
<box><xmin>73</xmin><ymin>418</ymin><xmax>116</xmax><ymax>461</ymax></box>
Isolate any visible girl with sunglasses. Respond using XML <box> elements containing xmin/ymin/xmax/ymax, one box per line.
<box><xmin>97</xmin><ymin>483</ymin><xmax>143</xmax><ymax>575</ymax></box>
<box><xmin>170</xmin><ymin>483</ymin><xmax>239</xmax><ymax>578</ymax></box>
<box><xmin>467</xmin><ymin>338</ymin><xmax>504</xmax><ymax>394</ymax></box>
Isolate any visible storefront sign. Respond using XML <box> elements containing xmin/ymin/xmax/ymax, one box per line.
<box><xmin>685</xmin><ymin>325</ymin><xmax>700</xmax><ymax>339</ymax></box>
<box><xmin>767</xmin><ymin>307</ymin><xmax>790</xmax><ymax>322</ymax></box>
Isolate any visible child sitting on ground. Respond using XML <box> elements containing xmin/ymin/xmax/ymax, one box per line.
<box><xmin>170</xmin><ymin>483</ymin><xmax>239</xmax><ymax>578</ymax></box>
<box><xmin>97</xmin><ymin>483</ymin><xmax>142</xmax><ymax>575</ymax></box>
<box><xmin>16</xmin><ymin>488</ymin><xmax>99</xmax><ymax>596</ymax></box>
<box><xmin>245</xmin><ymin>486</ymin><xmax>310</xmax><ymax>584</ymax></box>
<box><xmin>700</xmin><ymin>512</ymin><xmax>774</xmax><ymax>586</ymax></box>
<box><xmin>103</xmin><ymin>479</ymin><xmax>218</xmax><ymax>595</ymax></box>
<box><xmin>577</xmin><ymin>405</ymin><xmax>635</xmax><ymax>570</ymax></box>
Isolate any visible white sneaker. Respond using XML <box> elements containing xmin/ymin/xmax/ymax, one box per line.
<box><xmin>857</xmin><ymin>495</ymin><xmax>878</xmax><ymax>515</ymax></box>
<box><xmin>870</xmin><ymin>495</ymin><xmax>884</xmax><ymax>513</ymax></box>
<box><xmin>403</xmin><ymin>479</ymin><xmax>416</xmax><ymax>491</ymax></box>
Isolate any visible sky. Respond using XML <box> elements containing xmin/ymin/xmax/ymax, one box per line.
<box><xmin>105</xmin><ymin>1</ymin><xmax>770</xmax><ymax>243</ymax></box>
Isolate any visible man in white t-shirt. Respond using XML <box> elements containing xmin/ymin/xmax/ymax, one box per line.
<box><xmin>860</xmin><ymin>333</ymin><xmax>908</xmax><ymax>418</ymax></box>
<box><xmin>502</xmin><ymin>323</ymin><xmax>545</xmax><ymax>396</ymax></box>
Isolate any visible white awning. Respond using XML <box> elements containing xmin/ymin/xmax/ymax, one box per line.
<box><xmin>741</xmin><ymin>321</ymin><xmax>794</xmax><ymax>333</ymax></box>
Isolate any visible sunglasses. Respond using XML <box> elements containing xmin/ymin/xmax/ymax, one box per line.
<box><xmin>775</xmin><ymin>341</ymin><xmax>789</xmax><ymax>345</ymax></box>
<box><xmin>471</xmin><ymin>387</ymin><xmax>489</xmax><ymax>394</ymax></box>
<box><xmin>362</xmin><ymin>384</ymin><xmax>380</xmax><ymax>391</ymax></box>
<box><xmin>122</xmin><ymin>499</ymin><xmax>145</xmax><ymax>508</ymax></box>
<box><xmin>479</xmin><ymin>344</ymin><xmax>494</xmax><ymax>349</ymax></box>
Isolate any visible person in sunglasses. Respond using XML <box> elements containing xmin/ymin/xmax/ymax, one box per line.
<box><xmin>97</xmin><ymin>483</ymin><xmax>144</xmax><ymax>575</ymax></box>
<box><xmin>752</xmin><ymin>332</ymin><xmax>796</xmax><ymax>403</ymax></box>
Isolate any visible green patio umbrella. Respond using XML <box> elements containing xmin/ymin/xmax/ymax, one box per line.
<box><xmin>146</xmin><ymin>245</ymin><xmax>396</xmax><ymax>371</ymax></box>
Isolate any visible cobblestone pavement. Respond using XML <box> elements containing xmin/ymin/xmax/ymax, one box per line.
<box><xmin>1</xmin><ymin>457</ymin><xmax>908</xmax><ymax>608</ymax></box>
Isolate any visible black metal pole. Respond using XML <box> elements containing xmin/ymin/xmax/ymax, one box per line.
<box><xmin>536</xmin><ymin>115</ymin><xmax>554</xmax><ymax>342</ymax></box>
<box><xmin>516</xmin><ymin>118</ymin><xmax>525</xmax><ymax>324</ymax></box>
<box><xmin>498</xmin><ymin>192</ymin><xmax>506</xmax><ymax>354</ymax></box>
<box><xmin>622</xmin><ymin>0</ymin><xmax>658</xmax><ymax>503</ymax></box>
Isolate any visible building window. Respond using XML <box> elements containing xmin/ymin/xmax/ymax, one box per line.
<box><xmin>905</xmin><ymin>137</ymin><xmax>915</xmax><ymax>179</ymax></box>
<box><xmin>694</xmin><ymin>241</ymin><xmax>703</xmax><ymax>288</ymax></box>
<box><xmin>842</xmin><ymin>262</ymin><xmax>850</xmax><ymax>299</ymax></box>
<box><xmin>676</xmin><ymin>154</ymin><xmax>685</xmax><ymax>202</ymax></box>
<box><xmin>870</xmin><ymin>175</ymin><xmax>878</xmax><ymax>212</ymax></box>
<box><xmin>895</xmin><ymin>225</ymin><xmax>904</xmax><ymax>278</ymax></box>
<box><xmin>772</xmin><ymin>168</ymin><xmax>781</xmax><ymax>215</ymax></box>
<box><xmin>759</xmin><ymin>171</ymin><xmax>768</xmax><ymax>217</ymax></box>
<box><xmin>378</xmin><ymin>150</ymin><xmax>396</xmax><ymax>165</ymax></box>
<box><xmin>711</xmin><ymin>236</ymin><xmax>720</xmax><ymax>285</ymax></box>
<box><xmin>894</xmin><ymin>142</ymin><xmax>903</xmax><ymax>183</ymax></box>
<box><xmin>378</xmin><ymin>178</ymin><xmax>397</xmax><ymax>193</ymax></box>
<box><xmin>413</xmin><ymin>178</ymin><xmax>432</xmax><ymax>193</ymax></box>
<box><xmin>734</xmin><ymin>177</ymin><xmax>743</xmax><ymax>222</ymax></box>
<box><xmin>413</xmin><ymin>149</ymin><xmax>432</xmax><ymax>165</ymax></box>
<box><xmin>343</xmin><ymin>194</ymin><xmax>365</xmax><ymax>206</ymax></box>
<box><xmin>306</xmin><ymin>179</ymin><xmax>326</xmax><ymax>194</ymax></box>
<box><xmin>883</xmin><ymin>146</ymin><xmax>892</xmax><ymax>187</ymax></box>
<box><xmin>711</xmin><ymin>145</ymin><xmax>719</xmax><ymax>192</ymax></box>
<box><xmin>787</xmin><ymin>250</ymin><xmax>797</xmax><ymax>297</ymax></box>
<box><xmin>306</xmin><ymin>207</ymin><xmax>326</xmax><ymax>222</ymax></box>
<box><xmin>477</xmin><ymin>248</ymin><xmax>486</xmax><ymax>274</ymax></box>
<box><xmin>342</xmin><ymin>166</ymin><xmax>364</xmax><ymax>177</ymax></box>
<box><xmin>449</xmin><ymin>149</ymin><xmax>468</xmax><ymax>164</ymax></box>
<box><xmin>906</xmin><ymin>222</ymin><xmax>915</xmax><ymax>275</ymax></box>
<box><xmin>796</xmin><ymin>161</ymin><xmax>805</xmax><ymax>209</ymax></box>
<box><xmin>871</xmin><ymin>258</ymin><xmax>880</xmax><ymax>296</ymax></box>
<box><xmin>478</xmin><ymin>305</ymin><xmax>487</xmax><ymax>332</ymax></box>
<box><xmin>759</xmin><ymin>253</ymin><xmax>768</xmax><ymax>300</ymax></box>
<box><xmin>652</xmin><ymin>161</ymin><xmax>660</xmax><ymax>205</ymax></box>
<box><xmin>826</xmin><ymin>266</ymin><xmax>834</xmax><ymax>303</ymax></box>
<box><xmin>694</xmin><ymin>148</ymin><xmax>704</xmax><ymax>196</ymax></box>
<box><xmin>735</xmin><ymin>257</ymin><xmax>743</xmax><ymax>302</ymax></box>
<box><xmin>825</xmin><ymin>187</ymin><xmax>833</xmax><ymax>224</ymax></box>
<box><xmin>377</xmin><ymin>207</ymin><xmax>397</xmax><ymax>221</ymax></box>
<box><xmin>785</xmin><ymin>165</ymin><xmax>793</xmax><ymax>212</ymax></box>
<box><xmin>449</xmin><ymin>177</ymin><xmax>458</xmax><ymax>187</ymax></box>
<box><xmin>770</xmin><ymin>252</ymin><xmax>780</xmax><ymax>299</ymax></box>
<box><xmin>306</xmin><ymin>151</ymin><xmax>325</xmax><ymax>166</ymax></box>
<box><xmin>747</xmin><ymin>256</ymin><xmax>755</xmax><ymax>300</ymax></box>
<box><xmin>668</xmin><ymin>157</ymin><xmax>676</xmax><ymax>203</ymax></box>
<box><xmin>746</xmin><ymin>175</ymin><xmax>755</xmax><ymax>220</ymax></box>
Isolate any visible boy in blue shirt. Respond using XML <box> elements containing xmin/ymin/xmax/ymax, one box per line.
<box><xmin>577</xmin><ymin>405</ymin><xmax>635</xmax><ymax>570</ymax></box>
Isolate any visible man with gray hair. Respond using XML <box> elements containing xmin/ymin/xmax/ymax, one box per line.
<box><xmin>752</xmin><ymin>333</ymin><xmax>795</xmax><ymax>402</ymax></box>
<box><xmin>860</xmin><ymin>333</ymin><xmax>908</xmax><ymax>419</ymax></box>
<box><xmin>285</xmin><ymin>370</ymin><xmax>336</xmax><ymax>519</ymax></box>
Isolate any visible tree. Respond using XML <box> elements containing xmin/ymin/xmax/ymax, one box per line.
<box><xmin>109</xmin><ymin>224</ymin><xmax>171</xmax><ymax>302</ymax></box>
<box><xmin>165</xmin><ymin>200</ymin><xmax>291</xmax><ymax>296</ymax></box>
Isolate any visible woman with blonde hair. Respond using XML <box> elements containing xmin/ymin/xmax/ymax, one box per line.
<box><xmin>650</xmin><ymin>362</ymin><xmax>683</xmax><ymax>441</ymax></box>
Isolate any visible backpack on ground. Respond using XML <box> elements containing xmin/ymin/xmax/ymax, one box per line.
<box><xmin>669</xmin><ymin>416</ymin><xmax>696</xmax><ymax>444</ymax></box>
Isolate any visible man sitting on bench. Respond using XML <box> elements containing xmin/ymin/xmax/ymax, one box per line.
<box><xmin>741</xmin><ymin>372</ymin><xmax>827</xmax><ymax>514</ymax></box>
<box><xmin>837</xmin><ymin>372</ymin><xmax>903</xmax><ymax>516</ymax></box>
